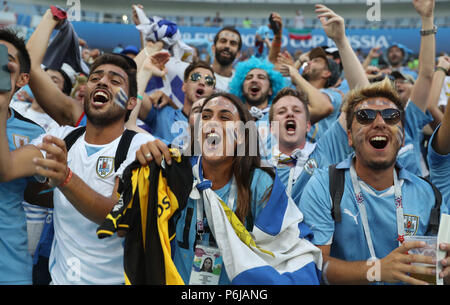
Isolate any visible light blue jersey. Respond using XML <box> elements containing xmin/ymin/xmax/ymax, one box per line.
<box><xmin>172</xmin><ymin>166</ymin><xmax>274</xmax><ymax>285</ymax></box>
<box><xmin>307</xmin><ymin>88</ymin><xmax>343</xmax><ymax>143</ymax></box>
<box><xmin>427</xmin><ymin>125</ymin><xmax>450</xmax><ymax>209</ymax></box>
<box><xmin>143</xmin><ymin>106</ymin><xmax>189</xmax><ymax>146</ymax></box>
<box><xmin>0</xmin><ymin>108</ymin><xmax>45</xmax><ymax>285</ymax></box>
<box><xmin>299</xmin><ymin>157</ymin><xmax>448</xmax><ymax>284</ymax></box>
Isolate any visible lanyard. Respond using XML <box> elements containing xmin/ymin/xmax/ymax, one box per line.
<box><xmin>193</xmin><ymin>158</ymin><xmax>237</xmax><ymax>239</ymax></box>
<box><xmin>349</xmin><ymin>161</ymin><xmax>404</xmax><ymax>260</ymax></box>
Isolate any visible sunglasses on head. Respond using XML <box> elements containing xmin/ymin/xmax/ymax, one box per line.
<box><xmin>190</xmin><ymin>72</ymin><xmax>215</xmax><ymax>87</ymax></box>
<box><xmin>354</xmin><ymin>108</ymin><xmax>403</xmax><ymax>125</ymax></box>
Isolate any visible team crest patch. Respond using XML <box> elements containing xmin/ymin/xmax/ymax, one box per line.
<box><xmin>96</xmin><ymin>156</ymin><xmax>115</xmax><ymax>178</ymax></box>
<box><xmin>403</xmin><ymin>214</ymin><xmax>419</xmax><ymax>236</ymax></box>
<box><xmin>13</xmin><ymin>134</ymin><xmax>29</xmax><ymax>149</ymax></box>
<box><xmin>304</xmin><ymin>158</ymin><xmax>318</xmax><ymax>175</ymax></box>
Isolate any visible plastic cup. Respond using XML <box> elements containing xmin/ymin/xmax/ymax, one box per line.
<box><xmin>404</xmin><ymin>235</ymin><xmax>437</xmax><ymax>285</ymax></box>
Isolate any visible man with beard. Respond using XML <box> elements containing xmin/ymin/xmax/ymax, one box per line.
<box><xmin>0</xmin><ymin>51</ymin><xmax>156</xmax><ymax>284</ymax></box>
<box><xmin>211</xmin><ymin>27</ymin><xmax>242</xmax><ymax>92</ymax></box>
<box><xmin>299</xmin><ymin>78</ymin><xmax>449</xmax><ymax>285</ymax></box>
<box><xmin>385</xmin><ymin>43</ymin><xmax>418</xmax><ymax>80</ymax></box>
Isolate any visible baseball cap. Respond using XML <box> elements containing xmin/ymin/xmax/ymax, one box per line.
<box><xmin>120</xmin><ymin>45</ymin><xmax>140</xmax><ymax>56</ymax></box>
<box><xmin>390</xmin><ymin>70</ymin><xmax>415</xmax><ymax>84</ymax></box>
<box><xmin>309</xmin><ymin>47</ymin><xmax>341</xmax><ymax>88</ymax></box>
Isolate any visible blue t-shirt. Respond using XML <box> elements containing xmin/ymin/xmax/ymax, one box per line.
<box><xmin>427</xmin><ymin>125</ymin><xmax>450</xmax><ymax>209</ymax></box>
<box><xmin>402</xmin><ymin>101</ymin><xmax>433</xmax><ymax>177</ymax></box>
<box><xmin>299</xmin><ymin>157</ymin><xmax>448</xmax><ymax>284</ymax></box>
<box><xmin>172</xmin><ymin>166</ymin><xmax>274</xmax><ymax>285</ymax></box>
<box><xmin>0</xmin><ymin>108</ymin><xmax>45</xmax><ymax>284</ymax></box>
<box><xmin>143</xmin><ymin>105</ymin><xmax>189</xmax><ymax>145</ymax></box>
<box><xmin>307</xmin><ymin>88</ymin><xmax>343</xmax><ymax>143</ymax></box>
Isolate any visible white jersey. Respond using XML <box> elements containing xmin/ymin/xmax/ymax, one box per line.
<box><xmin>31</xmin><ymin>126</ymin><xmax>155</xmax><ymax>284</ymax></box>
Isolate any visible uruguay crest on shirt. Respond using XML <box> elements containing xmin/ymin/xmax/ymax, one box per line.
<box><xmin>12</xmin><ymin>134</ymin><xmax>29</xmax><ymax>149</ymax></box>
<box><xmin>96</xmin><ymin>156</ymin><xmax>114</xmax><ymax>178</ymax></box>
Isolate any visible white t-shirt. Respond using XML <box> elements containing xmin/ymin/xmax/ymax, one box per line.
<box><xmin>438</xmin><ymin>76</ymin><xmax>450</xmax><ymax>107</ymax></box>
<box><xmin>31</xmin><ymin>126</ymin><xmax>154</xmax><ymax>284</ymax></box>
<box><xmin>214</xmin><ymin>71</ymin><xmax>234</xmax><ymax>93</ymax></box>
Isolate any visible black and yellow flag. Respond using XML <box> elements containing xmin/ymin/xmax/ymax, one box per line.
<box><xmin>97</xmin><ymin>149</ymin><xmax>193</xmax><ymax>285</ymax></box>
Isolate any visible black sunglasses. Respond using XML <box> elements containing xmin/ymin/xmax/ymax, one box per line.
<box><xmin>354</xmin><ymin>108</ymin><xmax>403</xmax><ymax>125</ymax></box>
<box><xmin>190</xmin><ymin>72</ymin><xmax>215</xmax><ymax>87</ymax></box>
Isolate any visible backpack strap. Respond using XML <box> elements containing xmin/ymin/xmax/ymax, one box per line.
<box><xmin>420</xmin><ymin>177</ymin><xmax>441</xmax><ymax>236</ymax></box>
<box><xmin>114</xmin><ymin>129</ymin><xmax>137</xmax><ymax>171</ymax></box>
<box><xmin>63</xmin><ymin>126</ymin><xmax>86</xmax><ymax>152</ymax></box>
<box><xmin>328</xmin><ymin>164</ymin><xmax>345</xmax><ymax>222</ymax></box>
<box><xmin>64</xmin><ymin>127</ymin><xmax>137</xmax><ymax>172</ymax></box>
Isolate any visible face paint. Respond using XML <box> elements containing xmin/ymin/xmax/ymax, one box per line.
<box><xmin>357</xmin><ymin>99</ymin><xmax>397</xmax><ymax>110</ymax></box>
<box><xmin>203</xmin><ymin>97</ymin><xmax>239</xmax><ymax>115</ymax></box>
<box><xmin>114</xmin><ymin>87</ymin><xmax>128</xmax><ymax>109</ymax></box>
<box><xmin>393</xmin><ymin>123</ymin><xmax>404</xmax><ymax>147</ymax></box>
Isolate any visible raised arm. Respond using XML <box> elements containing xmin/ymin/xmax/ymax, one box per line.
<box><xmin>268</xmin><ymin>12</ymin><xmax>283</xmax><ymax>65</ymax></box>
<box><xmin>426</xmin><ymin>56</ymin><xmax>450</xmax><ymax>127</ymax></box>
<box><xmin>433</xmin><ymin>94</ymin><xmax>450</xmax><ymax>155</ymax></box>
<box><xmin>26</xmin><ymin>9</ymin><xmax>83</xmax><ymax>126</ymax></box>
<box><xmin>409</xmin><ymin>0</ymin><xmax>436</xmax><ymax>112</ymax></box>
<box><xmin>279</xmin><ymin>63</ymin><xmax>334</xmax><ymax>124</ymax></box>
<box><xmin>315</xmin><ymin>4</ymin><xmax>369</xmax><ymax>90</ymax></box>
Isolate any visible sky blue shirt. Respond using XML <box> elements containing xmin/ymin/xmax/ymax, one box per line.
<box><xmin>299</xmin><ymin>157</ymin><xmax>448</xmax><ymax>282</ymax></box>
<box><xmin>307</xmin><ymin>88</ymin><xmax>343</xmax><ymax>143</ymax></box>
<box><xmin>0</xmin><ymin>108</ymin><xmax>45</xmax><ymax>284</ymax></box>
<box><xmin>427</xmin><ymin>125</ymin><xmax>450</xmax><ymax>209</ymax></box>
<box><xmin>172</xmin><ymin>166</ymin><xmax>274</xmax><ymax>285</ymax></box>
<box><xmin>143</xmin><ymin>106</ymin><xmax>189</xmax><ymax>145</ymax></box>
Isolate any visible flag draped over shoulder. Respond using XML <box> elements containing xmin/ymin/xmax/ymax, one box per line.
<box><xmin>190</xmin><ymin>159</ymin><xmax>323</xmax><ymax>285</ymax></box>
<box><xmin>96</xmin><ymin>149</ymin><xmax>193</xmax><ymax>285</ymax></box>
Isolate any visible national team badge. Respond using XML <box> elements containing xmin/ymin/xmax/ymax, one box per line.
<box><xmin>13</xmin><ymin>134</ymin><xmax>29</xmax><ymax>149</ymax></box>
<box><xmin>96</xmin><ymin>156</ymin><xmax>115</xmax><ymax>178</ymax></box>
<box><xmin>403</xmin><ymin>214</ymin><xmax>419</xmax><ymax>236</ymax></box>
<box><xmin>304</xmin><ymin>158</ymin><xmax>318</xmax><ymax>175</ymax></box>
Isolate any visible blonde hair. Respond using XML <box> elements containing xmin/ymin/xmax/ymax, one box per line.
<box><xmin>342</xmin><ymin>77</ymin><xmax>404</xmax><ymax>131</ymax></box>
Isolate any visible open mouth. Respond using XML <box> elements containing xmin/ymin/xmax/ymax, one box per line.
<box><xmin>285</xmin><ymin>120</ymin><xmax>296</xmax><ymax>135</ymax></box>
<box><xmin>220</xmin><ymin>50</ymin><xmax>231</xmax><ymax>58</ymax></box>
<box><xmin>369</xmin><ymin>135</ymin><xmax>388</xmax><ymax>149</ymax></box>
<box><xmin>195</xmin><ymin>87</ymin><xmax>205</xmax><ymax>98</ymax></box>
<box><xmin>92</xmin><ymin>89</ymin><xmax>110</xmax><ymax>105</ymax></box>
<box><xmin>249</xmin><ymin>86</ymin><xmax>260</xmax><ymax>96</ymax></box>
<box><xmin>206</xmin><ymin>132</ymin><xmax>221</xmax><ymax>146</ymax></box>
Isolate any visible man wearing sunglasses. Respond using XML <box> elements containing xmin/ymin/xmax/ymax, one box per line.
<box><xmin>299</xmin><ymin>78</ymin><xmax>449</xmax><ymax>285</ymax></box>
<box><xmin>141</xmin><ymin>60</ymin><xmax>216</xmax><ymax>146</ymax></box>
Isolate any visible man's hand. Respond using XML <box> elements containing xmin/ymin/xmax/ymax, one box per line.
<box><xmin>413</xmin><ymin>0</ymin><xmax>435</xmax><ymax>18</ymax></box>
<box><xmin>33</xmin><ymin>135</ymin><xmax>70</xmax><ymax>188</ymax></box>
<box><xmin>315</xmin><ymin>4</ymin><xmax>346</xmax><ymax>43</ymax></box>
<box><xmin>437</xmin><ymin>55</ymin><xmax>450</xmax><ymax>72</ymax></box>
<box><xmin>379</xmin><ymin>241</ymin><xmax>436</xmax><ymax>285</ymax></box>
<box><xmin>141</xmin><ymin>50</ymin><xmax>170</xmax><ymax>78</ymax></box>
<box><xmin>438</xmin><ymin>243</ymin><xmax>450</xmax><ymax>283</ymax></box>
<box><xmin>268</xmin><ymin>12</ymin><xmax>283</xmax><ymax>38</ymax></box>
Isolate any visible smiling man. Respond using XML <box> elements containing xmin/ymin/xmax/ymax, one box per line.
<box><xmin>0</xmin><ymin>52</ymin><xmax>156</xmax><ymax>284</ymax></box>
<box><xmin>299</xmin><ymin>78</ymin><xmax>450</xmax><ymax>285</ymax></box>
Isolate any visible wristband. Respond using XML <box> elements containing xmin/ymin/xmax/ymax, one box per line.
<box><xmin>137</xmin><ymin>94</ymin><xmax>144</xmax><ymax>101</ymax></box>
<box><xmin>420</xmin><ymin>25</ymin><xmax>437</xmax><ymax>36</ymax></box>
<box><xmin>436</xmin><ymin>66</ymin><xmax>448</xmax><ymax>74</ymax></box>
<box><xmin>60</xmin><ymin>167</ymin><xmax>73</xmax><ymax>188</ymax></box>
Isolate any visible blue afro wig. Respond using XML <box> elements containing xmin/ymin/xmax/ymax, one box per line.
<box><xmin>229</xmin><ymin>56</ymin><xmax>287</xmax><ymax>105</ymax></box>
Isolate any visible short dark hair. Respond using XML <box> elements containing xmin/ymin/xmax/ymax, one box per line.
<box><xmin>213</xmin><ymin>26</ymin><xmax>242</xmax><ymax>51</ymax></box>
<box><xmin>183</xmin><ymin>60</ymin><xmax>215</xmax><ymax>82</ymax></box>
<box><xmin>269</xmin><ymin>87</ymin><xmax>310</xmax><ymax>122</ymax></box>
<box><xmin>0</xmin><ymin>28</ymin><xmax>30</xmax><ymax>74</ymax></box>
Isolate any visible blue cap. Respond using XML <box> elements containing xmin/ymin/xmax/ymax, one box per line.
<box><xmin>120</xmin><ymin>45</ymin><xmax>139</xmax><ymax>56</ymax></box>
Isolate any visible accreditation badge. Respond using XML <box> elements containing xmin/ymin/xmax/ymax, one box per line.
<box><xmin>189</xmin><ymin>242</ymin><xmax>222</xmax><ymax>285</ymax></box>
